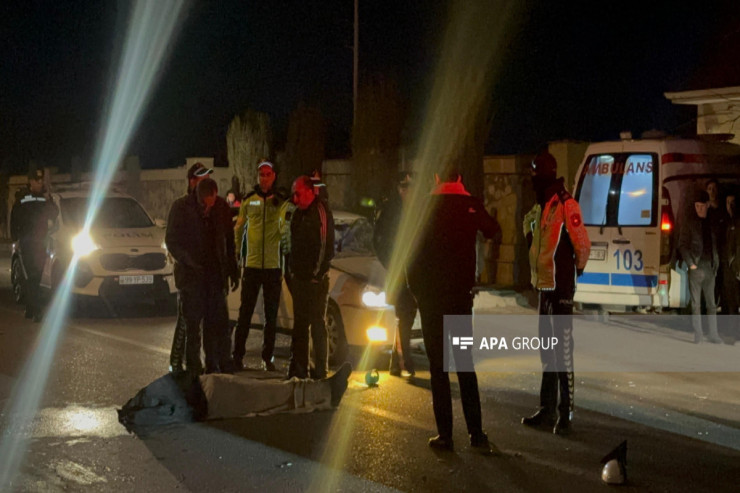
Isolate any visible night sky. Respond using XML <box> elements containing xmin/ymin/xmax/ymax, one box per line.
<box><xmin>1</xmin><ymin>0</ymin><xmax>739</xmax><ymax>173</ymax></box>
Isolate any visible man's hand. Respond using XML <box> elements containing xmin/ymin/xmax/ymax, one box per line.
<box><xmin>690</xmin><ymin>264</ymin><xmax>698</xmax><ymax>270</ymax></box>
<box><xmin>230</xmin><ymin>273</ymin><xmax>240</xmax><ymax>292</ymax></box>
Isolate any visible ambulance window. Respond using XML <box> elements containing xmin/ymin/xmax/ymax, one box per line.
<box><xmin>578</xmin><ymin>154</ymin><xmax>613</xmax><ymax>225</ymax></box>
<box><xmin>617</xmin><ymin>154</ymin><xmax>655</xmax><ymax>226</ymax></box>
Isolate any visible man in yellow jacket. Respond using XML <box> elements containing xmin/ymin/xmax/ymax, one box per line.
<box><xmin>233</xmin><ymin>160</ymin><xmax>290</xmax><ymax>371</ymax></box>
<box><xmin>522</xmin><ymin>151</ymin><xmax>590</xmax><ymax>435</ymax></box>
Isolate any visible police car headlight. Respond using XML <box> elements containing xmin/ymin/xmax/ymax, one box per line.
<box><xmin>361</xmin><ymin>289</ymin><xmax>388</xmax><ymax>308</ymax></box>
<box><xmin>71</xmin><ymin>231</ymin><xmax>99</xmax><ymax>257</ymax></box>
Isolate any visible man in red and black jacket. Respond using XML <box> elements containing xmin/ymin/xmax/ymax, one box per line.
<box><xmin>287</xmin><ymin>175</ymin><xmax>335</xmax><ymax>379</ymax></box>
<box><xmin>407</xmin><ymin>168</ymin><xmax>500</xmax><ymax>454</ymax></box>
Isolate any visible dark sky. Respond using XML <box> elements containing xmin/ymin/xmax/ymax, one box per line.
<box><xmin>2</xmin><ymin>0</ymin><xmax>739</xmax><ymax>172</ymax></box>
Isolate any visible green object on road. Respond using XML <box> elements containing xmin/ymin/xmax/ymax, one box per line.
<box><xmin>365</xmin><ymin>369</ymin><xmax>379</xmax><ymax>386</ymax></box>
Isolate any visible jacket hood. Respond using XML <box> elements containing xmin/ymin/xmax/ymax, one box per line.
<box><xmin>432</xmin><ymin>181</ymin><xmax>471</xmax><ymax>196</ymax></box>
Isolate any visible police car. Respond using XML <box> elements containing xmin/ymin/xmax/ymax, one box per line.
<box><xmin>11</xmin><ymin>186</ymin><xmax>177</xmax><ymax>311</ymax></box>
<box><xmin>227</xmin><ymin>211</ymin><xmax>403</xmax><ymax>364</ymax></box>
<box><xmin>573</xmin><ymin>134</ymin><xmax>740</xmax><ymax>312</ymax></box>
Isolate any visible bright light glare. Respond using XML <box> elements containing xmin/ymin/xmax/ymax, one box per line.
<box><xmin>384</xmin><ymin>0</ymin><xmax>519</xmax><ymax>301</ymax></box>
<box><xmin>361</xmin><ymin>290</ymin><xmax>387</xmax><ymax>307</ymax></box>
<box><xmin>366</xmin><ymin>326</ymin><xmax>388</xmax><ymax>342</ymax></box>
<box><xmin>0</xmin><ymin>1</ymin><xmax>187</xmax><ymax>489</ymax></box>
<box><xmin>71</xmin><ymin>230</ymin><xmax>99</xmax><ymax>257</ymax></box>
<box><xmin>628</xmin><ymin>189</ymin><xmax>646</xmax><ymax>197</ymax></box>
<box><xmin>65</xmin><ymin>409</ymin><xmax>102</xmax><ymax>433</ymax></box>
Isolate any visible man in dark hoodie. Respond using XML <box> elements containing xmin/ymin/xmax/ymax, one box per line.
<box><xmin>406</xmin><ymin>168</ymin><xmax>500</xmax><ymax>454</ymax></box>
<box><xmin>521</xmin><ymin>151</ymin><xmax>590</xmax><ymax>436</ymax></box>
<box><xmin>166</xmin><ymin>176</ymin><xmax>239</xmax><ymax>376</ymax></box>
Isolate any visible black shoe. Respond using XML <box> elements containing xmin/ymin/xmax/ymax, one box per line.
<box><xmin>24</xmin><ymin>309</ymin><xmax>33</xmax><ymax>320</ymax></box>
<box><xmin>428</xmin><ymin>435</ymin><xmax>454</xmax><ymax>451</ymax></box>
<box><xmin>521</xmin><ymin>408</ymin><xmax>556</xmax><ymax>430</ymax></box>
<box><xmin>328</xmin><ymin>362</ymin><xmax>352</xmax><ymax>407</ymax></box>
<box><xmin>233</xmin><ymin>360</ymin><xmax>247</xmax><ymax>372</ymax></box>
<box><xmin>389</xmin><ymin>368</ymin><xmax>402</xmax><ymax>377</ymax></box>
<box><xmin>553</xmin><ymin>415</ymin><xmax>571</xmax><ymax>435</ymax></box>
<box><xmin>32</xmin><ymin>314</ymin><xmax>42</xmax><ymax>323</ymax></box>
<box><xmin>261</xmin><ymin>360</ymin><xmax>277</xmax><ymax>372</ymax></box>
<box><xmin>402</xmin><ymin>370</ymin><xmax>415</xmax><ymax>378</ymax></box>
<box><xmin>470</xmin><ymin>432</ymin><xmax>494</xmax><ymax>455</ymax></box>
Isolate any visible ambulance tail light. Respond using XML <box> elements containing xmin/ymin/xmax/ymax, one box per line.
<box><xmin>660</xmin><ymin>188</ymin><xmax>674</xmax><ymax>265</ymax></box>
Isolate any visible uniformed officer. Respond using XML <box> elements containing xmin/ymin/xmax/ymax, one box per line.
<box><xmin>232</xmin><ymin>160</ymin><xmax>290</xmax><ymax>371</ymax></box>
<box><xmin>522</xmin><ymin>151</ymin><xmax>590</xmax><ymax>435</ymax></box>
<box><xmin>10</xmin><ymin>168</ymin><xmax>59</xmax><ymax>322</ymax></box>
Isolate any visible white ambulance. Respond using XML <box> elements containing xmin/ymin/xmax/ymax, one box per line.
<box><xmin>573</xmin><ymin>134</ymin><xmax>740</xmax><ymax>311</ymax></box>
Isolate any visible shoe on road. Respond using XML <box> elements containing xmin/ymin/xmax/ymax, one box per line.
<box><xmin>521</xmin><ymin>408</ymin><xmax>556</xmax><ymax>430</ymax></box>
<box><xmin>428</xmin><ymin>435</ymin><xmax>454</xmax><ymax>451</ymax></box>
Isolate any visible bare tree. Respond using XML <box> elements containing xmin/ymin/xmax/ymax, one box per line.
<box><xmin>283</xmin><ymin>102</ymin><xmax>326</xmax><ymax>187</ymax></box>
<box><xmin>226</xmin><ymin>109</ymin><xmax>272</xmax><ymax>196</ymax></box>
<box><xmin>351</xmin><ymin>76</ymin><xmax>406</xmax><ymax>208</ymax></box>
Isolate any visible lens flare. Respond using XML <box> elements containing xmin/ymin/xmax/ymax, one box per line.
<box><xmin>0</xmin><ymin>1</ymin><xmax>187</xmax><ymax>488</ymax></box>
<box><xmin>385</xmin><ymin>0</ymin><xmax>519</xmax><ymax>301</ymax></box>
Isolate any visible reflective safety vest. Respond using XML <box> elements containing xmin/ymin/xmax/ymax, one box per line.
<box><xmin>524</xmin><ymin>189</ymin><xmax>591</xmax><ymax>290</ymax></box>
<box><xmin>234</xmin><ymin>189</ymin><xmax>290</xmax><ymax>269</ymax></box>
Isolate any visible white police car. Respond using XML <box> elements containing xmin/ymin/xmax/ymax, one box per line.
<box><xmin>11</xmin><ymin>187</ymin><xmax>176</xmax><ymax>311</ymax></box>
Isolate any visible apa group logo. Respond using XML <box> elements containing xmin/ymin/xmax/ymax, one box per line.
<box><xmin>452</xmin><ymin>337</ymin><xmax>474</xmax><ymax>350</ymax></box>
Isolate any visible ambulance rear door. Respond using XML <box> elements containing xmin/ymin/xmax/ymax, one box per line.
<box><xmin>574</xmin><ymin>149</ymin><xmax>660</xmax><ymax>308</ymax></box>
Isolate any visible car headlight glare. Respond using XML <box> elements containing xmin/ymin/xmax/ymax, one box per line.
<box><xmin>71</xmin><ymin>231</ymin><xmax>99</xmax><ymax>257</ymax></box>
<box><xmin>366</xmin><ymin>326</ymin><xmax>388</xmax><ymax>342</ymax></box>
<box><xmin>361</xmin><ymin>289</ymin><xmax>388</xmax><ymax>308</ymax></box>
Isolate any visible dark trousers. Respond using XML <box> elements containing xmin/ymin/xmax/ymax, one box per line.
<box><xmin>390</xmin><ymin>284</ymin><xmax>417</xmax><ymax>373</ymax></box>
<box><xmin>21</xmin><ymin>243</ymin><xmax>45</xmax><ymax>318</ymax></box>
<box><xmin>288</xmin><ymin>277</ymin><xmax>329</xmax><ymax>379</ymax></box>
<box><xmin>538</xmin><ymin>289</ymin><xmax>575</xmax><ymax>418</ymax></box>
<box><xmin>169</xmin><ymin>295</ymin><xmax>187</xmax><ymax>371</ymax></box>
<box><xmin>233</xmin><ymin>268</ymin><xmax>282</xmax><ymax>364</ymax></box>
<box><xmin>178</xmin><ymin>276</ymin><xmax>231</xmax><ymax>374</ymax></box>
<box><xmin>417</xmin><ymin>292</ymin><xmax>483</xmax><ymax>440</ymax></box>
<box><xmin>688</xmin><ymin>259</ymin><xmax>720</xmax><ymax>340</ymax></box>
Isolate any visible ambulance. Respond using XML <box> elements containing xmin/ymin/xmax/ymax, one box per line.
<box><xmin>573</xmin><ymin>134</ymin><xmax>740</xmax><ymax>311</ymax></box>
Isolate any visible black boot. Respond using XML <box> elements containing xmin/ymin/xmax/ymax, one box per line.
<box><xmin>553</xmin><ymin>414</ymin><xmax>571</xmax><ymax>435</ymax></box>
<box><xmin>521</xmin><ymin>408</ymin><xmax>556</xmax><ymax>430</ymax></box>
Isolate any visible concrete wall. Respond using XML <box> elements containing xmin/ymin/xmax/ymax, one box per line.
<box><xmin>697</xmin><ymin>102</ymin><xmax>740</xmax><ymax>145</ymax></box>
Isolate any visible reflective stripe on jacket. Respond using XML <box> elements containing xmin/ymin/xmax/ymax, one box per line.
<box><xmin>524</xmin><ymin>188</ymin><xmax>590</xmax><ymax>291</ymax></box>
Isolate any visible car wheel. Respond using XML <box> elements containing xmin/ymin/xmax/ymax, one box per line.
<box><xmin>11</xmin><ymin>257</ymin><xmax>26</xmax><ymax>305</ymax></box>
<box><xmin>326</xmin><ymin>300</ymin><xmax>348</xmax><ymax>367</ymax></box>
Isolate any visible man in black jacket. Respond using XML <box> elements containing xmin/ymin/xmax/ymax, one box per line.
<box><xmin>679</xmin><ymin>190</ymin><xmax>723</xmax><ymax>344</ymax></box>
<box><xmin>168</xmin><ymin>162</ymin><xmax>214</xmax><ymax>373</ymax></box>
<box><xmin>407</xmin><ymin>169</ymin><xmax>500</xmax><ymax>454</ymax></box>
<box><xmin>166</xmin><ymin>177</ymin><xmax>239</xmax><ymax>375</ymax></box>
<box><xmin>10</xmin><ymin>168</ymin><xmax>59</xmax><ymax>322</ymax></box>
<box><xmin>373</xmin><ymin>172</ymin><xmax>416</xmax><ymax>377</ymax></box>
<box><xmin>287</xmin><ymin>175</ymin><xmax>335</xmax><ymax>379</ymax></box>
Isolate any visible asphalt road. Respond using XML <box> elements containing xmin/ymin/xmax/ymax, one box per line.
<box><xmin>1</xmin><ymin>253</ymin><xmax>739</xmax><ymax>492</ymax></box>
